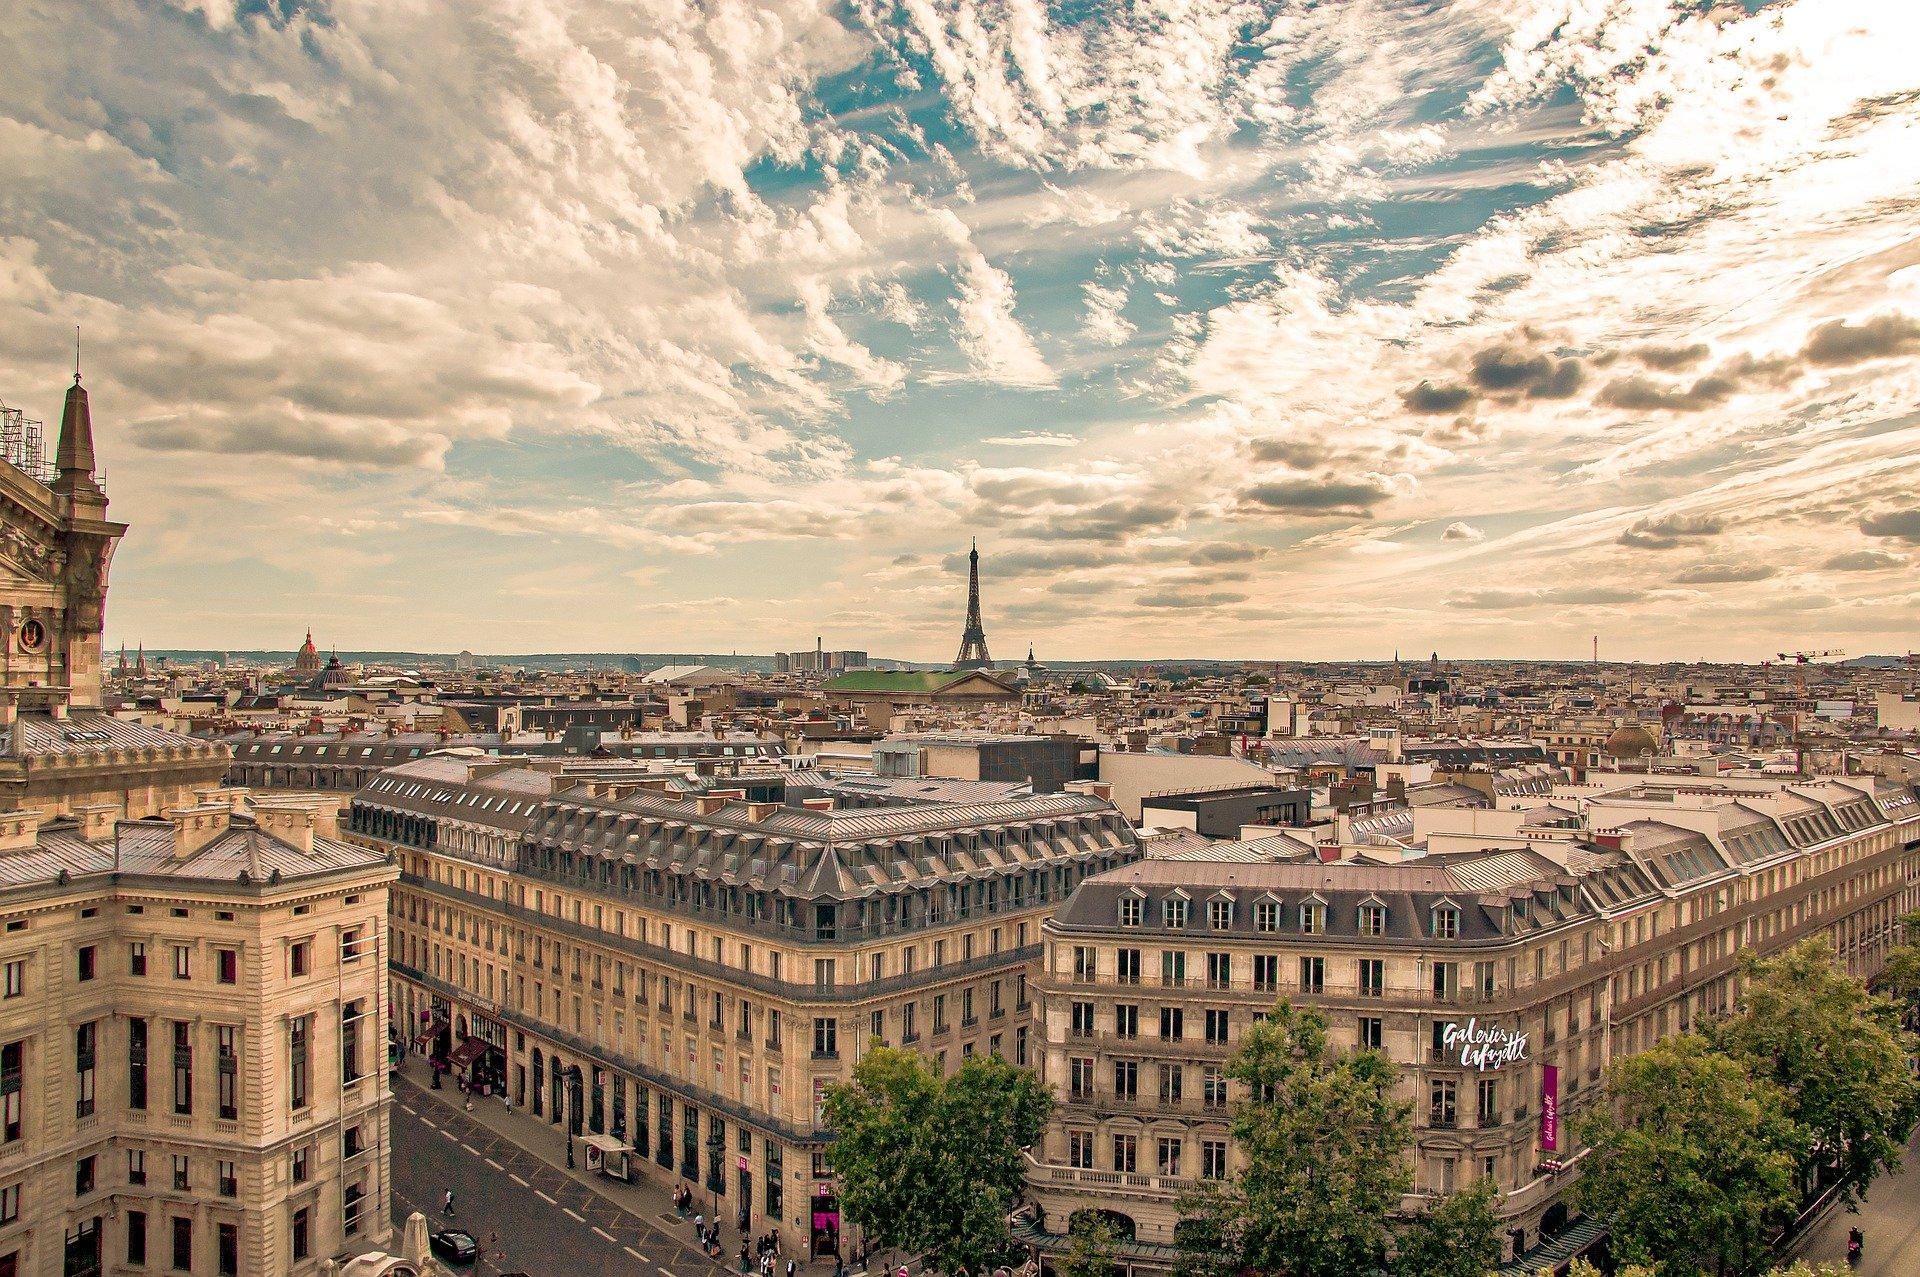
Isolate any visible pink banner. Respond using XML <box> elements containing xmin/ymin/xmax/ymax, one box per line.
<box><xmin>1540</xmin><ymin>1064</ymin><xmax>1560</xmax><ymax>1152</ymax></box>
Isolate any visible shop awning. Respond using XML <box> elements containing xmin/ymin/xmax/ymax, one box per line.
<box><xmin>448</xmin><ymin>1036</ymin><xmax>490</xmax><ymax>1071</ymax></box>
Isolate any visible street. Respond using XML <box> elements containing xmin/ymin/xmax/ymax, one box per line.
<box><xmin>390</xmin><ymin>1077</ymin><xmax>733</xmax><ymax>1277</ymax></box>
<box><xmin>1793</xmin><ymin>1127</ymin><xmax>1920</xmax><ymax>1277</ymax></box>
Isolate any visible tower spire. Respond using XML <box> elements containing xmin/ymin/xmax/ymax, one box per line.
<box><xmin>954</xmin><ymin>540</ymin><xmax>992</xmax><ymax>669</ymax></box>
<box><xmin>53</xmin><ymin>350</ymin><xmax>101</xmax><ymax>499</ymax></box>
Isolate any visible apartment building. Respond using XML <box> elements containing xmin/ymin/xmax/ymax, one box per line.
<box><xmin>350</xmin><ymin>754</ymin><xmax>1140</xmax><ymax>1259</ymax></box>
<box><xmin>1024</xmin><ymin>773</ymin><xmax>1920</xmax><ymax>1274</ymax></box>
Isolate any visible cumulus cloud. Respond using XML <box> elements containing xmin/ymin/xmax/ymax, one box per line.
<box><xmin>1673</xmin><ymin>562</ymin><xmax>1777</xmax><ymax>585</ymax></box>
<box><xmin>1860</xmin><ymin>509</ymin><xmax>1920</xmax><ymax>543</ymax></box>
<box><xmin>1442</xmin><ymin>521</ymin><xmax>1485</xmax><ymax>542</ymax></box>
<box><xmin>950</xmin><ymin>251</ymin><xmax>1054</xmax><ymax>387</ymax></box>
<box><xmin>1082</xmin><ymin>282</ymin><xmax>1135</xmax><ymax>346</ymax></box>
<box><xmin>1618</xmin><ymin>513</ymin><xmax>1727</xmax><ymax>549</ymax></box>
<box><xmin>1400</xmin><ymin>381</ymin><xmax>1476</xmax><ymax>414</ymax></box>
<box><xmin>1822</xmin><ymin>549</ymin><xmax>1905</xmax><ymax>571</ymax></box>
<box><xmin>1467</xmin><ymin>342</ymin><xmax>1584</xmax><ymax>399</ymax></box>
<box><xmin>1801</xmin><ymin>312</ymin><xmax>1920</xmax><ymax>365</ymax></box>
<box><xmin>1241</xmin><ymin>476</ymin><xmax>1394</xmax><ymax>519</ymax></box>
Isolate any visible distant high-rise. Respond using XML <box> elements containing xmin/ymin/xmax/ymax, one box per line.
<box><xmin>954</xmin><ymin>539</ymin><xmax>992</xmax><ymax>669</ymax></box>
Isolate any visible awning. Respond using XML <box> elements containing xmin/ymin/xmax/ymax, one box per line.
<box><xmin>448</xmin><ymin>1036</ymin><xmax>491</xmax><ymax>1071</ymax></box>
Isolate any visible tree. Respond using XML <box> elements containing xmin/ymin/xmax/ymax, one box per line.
<box><xmin>1878</xmin><ymin>911</ymin><xmax>1920</xmax><ymax>1016</ymax></box>
<box><xmin>1707</xmin><ymin>939</ymin><xmax>1920</xmax><ymax>1208</ymax></box>
<box><xmin>823</xmin><ymin>1047</ymin><xmax>1053</xmax><ymax>1277</ymax></box>
<box><xmin>1054</xmin><ymin>1212</ymin><xmax>1121</xmax><ymax>1277</ymax></box>
<box><xmin>1572</xmin><ymin>1034</ymin><xmax>1801</xmax><ymax>1277</ymax></box>
<box><xmin>1176</xmin><ymin>1002</ymin><xmax>1413</xmax><ymax>1277</ymax></box>
<box><xmin>1392</xmin><ymin>1179</ymin><xmax>1502</xmax><ymax>1277</ymax></box>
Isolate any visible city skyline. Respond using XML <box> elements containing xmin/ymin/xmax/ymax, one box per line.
<box><xmin>3</xmin><ymin>1</ymin><xmax>1918</xmax><ymax>661</ymax></box>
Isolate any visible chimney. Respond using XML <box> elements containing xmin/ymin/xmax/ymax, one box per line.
<box><xmin>0</xmin><ymin>809</ymin><xmax>45</xmax><ymax>855</ymax></box>
<box><xmin>252</xmin><ymin>802</ymin><xmax>316</xmax><ymax>855</ymax></box>
<box><xmin>745</xmin><ymin>801</ymin><xmax>780</xmax><ymax>822</ymax></box>
<box><xmin>801</xmin><ymin>796</ymin><xmax>835</xmax><ymax>812</ymax></box>
<box><xmin>695</xmin><ymin>795</ymin><xmax>730</xmax><ymax>817</ymax></box>
<box><xmin>169</xmin><ymin>803</ymin><xmax>232</xmax><ymax>861</ymax></box>
<box><xmin>72</xmin><ymin>803</ymin><xmax>118</xmax><ymax>843</ymax></box>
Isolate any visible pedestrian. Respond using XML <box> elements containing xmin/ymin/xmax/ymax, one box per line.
<box><xmin>695</xmin><ymin>1211</ymin><xmax>704</xmax><ymax>1241</ymax></box>
<box><xmin>463</xmin><ymin>1095</ymin><xmax>474</xmax><ymax>1112</ymax></box>
<box><xmin>441</xmin><ymin>1189</ymin><xmax>455</xmax><ymax>1217</ymax></box>
<box><xmin>740</xmin><ymin>1243</ymin><xmax>751</xmax><ymax>1274</ymax></box>
<box><xmin>502</xmin><ymin>1095</ymin><xmax>512</xmax><ymax>1115</ymax></box>
<box><xmin>786</xmin><ymin>1258</ymin><xmax>796</xmax><ymax>1277</ymax></box>
<box><xmin>834</xmin><ymin>1253</ymin><xmax>845</xmax><ymax>1277</ymax></box>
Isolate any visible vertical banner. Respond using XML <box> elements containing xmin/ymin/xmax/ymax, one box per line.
<box><xmin>1540</xmin><ymin>1063</ymin><xmax>1560</xmax><ymax>1152</ymax></box>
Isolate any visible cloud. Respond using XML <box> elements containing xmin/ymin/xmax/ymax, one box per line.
<box><xmin>1801</xmin><ymin>312</ymin><xmax>1920</xmax><ymax>365</ymax></box>
<box><xmin>1860</xmin><ymin>509</ymin><xmax>1920</xmax><ymax>543</ymax></box>
<box><xmin>1188</xmin><ymin>541</ymin><xmax>1268</xmax><ymax>565</ymax></box>
<box><xmin>1673</xmin><ymin>562</ymin><xmax>1777</xmax><ymax>584</ymax></box>
<box><xmin>980</xmin><ymin>431</ymin><xmax>1077</xmax><ymax>448</ymax></box>
<box><xmin>1241</xmin><ymin>476</ymin><xmax>1393</xmax><ymax>519</ymax></box>
<box><xmin>1822</xmin><ymin>549</ymin><xmax>1905</xmax><ymax>571</ymax></box>
<box><xmin>1595</xmin><ymin>372</ymin><xmax>1737</xmax><ymax>413</ymax></box>
<box><xmin>950</xmin><ymin>251</ymin><xmax>1054</xmax><ymax>387</ymax></box>
<box><xmin>1441</xmin><ymin>521</ymin><xmax>1485</xmax><ymax>542</ymax></box>
<box><xmin>1634</xmin><ymin>342</ymin><xmax>1710</xmax><ymax>370</ymax></box>
<box><xmin>1618</xmin><ymin>513</ymin><xmax>1727</xmax><ymax>549</ymax></box>
<box><xmin>1448</xmin><ymin>585</ymin><xmax>1645</xmax><ymax>610</ymax></box>
<box><xmin>1136</xmin><ymin>589</ymin><xmax>1248</xmax><ymax>610</ymax></box>
<box><xmin>1082</xmin><ymin>282</ymin><xmax>1135</xmax><ymax>346</ymax></box>
<box><xmin>1467</xmin><ymin>342</ymin><xmax>1584</xmax><ymax>399</ymax></box>
<box><xmin>1400</xmin><ymin>381</ymin><xmax>1476</xmax><ymax>414</ymax></box>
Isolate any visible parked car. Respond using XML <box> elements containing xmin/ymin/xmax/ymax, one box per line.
<box><xmin>430</xmin><ymin>1229</ymin><xmax>478</xmax><ymax>1265</ymax></box>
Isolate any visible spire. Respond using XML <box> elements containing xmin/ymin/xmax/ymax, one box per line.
<box><xmin>954</xmin><ymin>539</ymin><xmax>992</xmax><ymax>670</ymax></box>
<box><xmin>53</xmin><ymin>368</ymin><xmax>101</xmax><ymax>498</ymax></box>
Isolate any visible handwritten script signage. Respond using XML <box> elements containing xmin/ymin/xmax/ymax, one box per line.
<box><xmin>1441</xmin><ymin>1018</ymin><xmax>1529</xmax><ymax>1071</ymax></box>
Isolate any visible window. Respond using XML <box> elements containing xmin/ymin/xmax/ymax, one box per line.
<box><xmin>1112</xmin><ymin>1133</ymin><xmax>1136</xmax><ymax>1173</ymax></box>
<box><xmin>130</xmin><ymin>943</ymin><xmax>147</xmax><ymax>977</ymax></box>
<box><xmin>1</xmin><ymin>961</ymin><xmax>20</xmax><ymax>998</ymax></box>
<box><xmin>1205</xmin><ymin>1009</ymin><xmax>1230</xmax><ymax>1045</ymax></box>
<box><xmin>1069</xmin><ymin>1057</ymin><xmax>1094</xmax><ymax>1100</ymax></box>
<box><xmin>1202</xmin><ymin>1139</ymin><xmax>1228</xmax><ymax>1179</ymax></box>
<box><xmin>1298</xmin><ymin>956</ymin><xmax>1325</xmax><ymax>994</ymax></box>
<box><xmin>341</xmin><ymin>1000</ymin><xmax>363</xmax><ymax>1084</ymax></box>
<box><xmin>1072</xmin><ymin>946</ymin><xmax>1095</xmax><ymax>983</ymax></box>
<box><xmin>216</xmin><ymin>948</ymin><xmax>237</xmax><ymax>985</ymax></box>
<box><xmin>217</xmin><ymin>1026</ymin><xmax>238</xmax><ymax>1120</ymax></box>
<box><xmin>289</xmin><ymin>1016</ymin><xmax>310</xmax><ymax>1110</ymax></box>
<box><xmin>1118</xmin><ymin>895</ymin><xmax>1143</xmax><ymax>926</ymax></box>
<box><xmin>1114</xmin><ymin>1004</ymin><xmax>1138</xmax><ymax>1040</ymax></box>
<box><xmin>172</xmin><ymin>946</ymin><xmax>190</xmax><ymax>980</ymax></box>
<box><xmin>1205</xmin><ymin>952</ymin><xmax>1231</xmax><ymax>989</ymax></box>
<box><xmin>344</xmin><ymin>1181</ymin><xmax>366</xmax><ymax>1238</ymax></box>
<box><xmin>342</xmin><ymin>927</ymin><xmax>366</xmax><ymax>964</ymax></box>
<box><xmin>1113</xmin><ymin>1059</ymin><xmax>1138</xmax><ymax>1100</ymax></box>
<box><xmin>289</xmin><ymin>941</ymin><xmax>310</xmax><ymax>977</ymax></box>
<box><xmin>172</xmin><ymin>1216</ymin><xmax>192</xmax><ymax>1271</ymax></box>
<box><xmin>128</xmin><ymin>1017</ymin><xmax>149</xmax><ymax>1110</ymax></box>
<box><xmin>218</xmin><ymin>1222</ymin><xmax>238</xmax><ymax>1276</ymax></box>
<box><xmin>1358</xmin><ymin>958</ymin><xmax>1384</xmax><ymax>998</ymax></box>
<box><xmin>1162</xmin><ymin>896</ymin><xmax>1188</xmax><ymax>929</ymax></box>
<box><xmin>1432</xmin><ymin>961</ymin><xmax>1458</xmax><ymax>1000</ymax></box>
<box><xmin>128</xmin><ymin>1150</ymin><xmax>147</xmax><ymax>1185</ymax></box>
<box><xmin>1068</xmin><ymin>1130</ymin><xmax>1094</xmax><ymax>1169</ymax></box>
<box><xmin>127</xmin><ymin>1211</ymin><xmax>147</xmax><ymax>1265</ymax></box>
<box><xmin>1253</xmin><ymin>900</ymin><xmax>1278</xmax><ymax>932</ymax></box>
<box><xmin>1300</xmin><ymin>901</ymin><xmax>1325</xmax><ymax>935</ymax></box>
<box><xmin>812</xmin><ymin>1018</ymin><xmax>838</xmax><ymax>1058</ymax></box>
<box><xmin>1358</xmin><ymin>1016</ymin><xmax>1383</xmax><ymax>1051</ymax></box>
<box><xmin>1160</xmin><ymin>950</ymin><xmax>1186</xmax><ymax>987</ymax></box>
<box><xmin>1253</xmin><ymin>954</ymin><xmax>1278</xmax><ymax>992</ymax></box>
<box><xmin>1116</xmin><ymin>948</ymin><xmax>1140</xmax><ymax>985</ymax></box>
<box><xmin>74</xmin><ymin>1022</ymin><xmax>96</xmax><ymax>1118</ymax></box>
<box><xmin>1207</xmin><ymin>897</ymin><xmax>1233</xmax><ymax>929</ymax></box>
<box><xmin>1432</xmin><ymin>906</ymin><xmax>1460</xmax><ymax>940</ymax></box>
<box><xmin>171</xmin><ymin>1155</ymin><xmax>188</xmax><ymax>1192</ymax></box>
<box><xmin>77</xmin><ymin>946</ymin><xmax>96</xmax><ymax>983</ymax></box>
<box><xmin>1157</xmin><ymin>1136</ymin><xmax>1183</xmax><ymax>1177</ymax></box>
<box><xmin>1159</xmin><ymin>1006</ymin><xmax>1184</xmax><ymax>1042</ymax></box>
<box><xmin>2</xmin><ymin>1040</ymin><xmax>24</xmax><ymax>1141</ymax></box>
<box><xmin>1070</xmin><ymin>1002</ymin><xmax>1094</xmax><ymax>1037</ymax></box>
<box><xmin>74</xmin><ymin>1155</ymin><xmax>95</xmax><ymax>1196</ymax></box>
<box><xmin>218</xmin><ymin>1159</ymin><xmax>237</xmax><ymax>1197</ymax></box>
<box><xmin>1477</xmin><ymin>1077</ymin><xmax>1499</xmax><ymax>1124</ymax></box>
<box><xmin>1429</xmin><ymin>1078</ymin><xmax>1458</xmax><ymax>1128</ymax></box>
<box><xmin>1202</xmin><ymin>1066</ymin><xmax>1226</xmax><ymax>1109</ymax></box>
<box><xmin>292</xmin><ymin>1146</ymin><xmax>310</xmax><ymax>1184</ymax></box>
<box><xmin>1157</xmin><ymin>1063</ymin><xmax>1182</xmax><ymax>1104</ymax></box>
<box><xmin>1358</xmin><ymin>903</ymin><xmax>1387</xmax><ymax>936</ymax></box>
<box><xmin>292</xmin><ymin>1208</ymin><xmax>311</xmax><ymax>1262</ymax></box>
<box><xmin>172</xmin><ymin>1022</ymin><xmax>192</xmax><ymax>1114</ymax></box>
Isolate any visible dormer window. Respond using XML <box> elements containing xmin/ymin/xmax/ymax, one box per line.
<box><xmin>1431</xmin><ymin>905</ymin><xmax>1460</xmax><ymax>940</ymax></box>
<box><xmin>1299</xmin><ymin>902</ymin><xmax>1325</xmax><ymax>935</ymax></box>
<box><xmin>1207</xmin><ymin>898</ymin><xmax>1233</xmax><ymax>930</ymax></box>
<box><xmin>1357</xmin><ymin>903</ymin><xmax>1387</xmax><ymax>937</ymax></box>
<box><xmin>1253</xmin><ymin>900</ymin><xmax>1279</xmax><ymax>933</ymax></box>
<box><xmin>1118</xmin><ymin>895</ymin><xmax>1143</xmax><ymax>927</ymax></box>
<box><xmin>1163</xmin><ymin>897</ymin><xmax>1189</xmax><ymax>929</ymax></box>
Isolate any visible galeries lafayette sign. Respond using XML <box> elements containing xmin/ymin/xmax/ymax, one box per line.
<box><xmin>1441</xmin><ymin>1018</ymin><xmax>1530</xmax><ymax>1071</ymax></box>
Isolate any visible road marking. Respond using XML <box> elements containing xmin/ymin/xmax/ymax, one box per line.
<box><xmin>439</xmin><ymin>1129</ymin><xmax>457</xmax><ymax>1142</ymax></box>
<box><xmin>509</xmin><ymin>1174</ymin><xmax>529</xmax><ymax>1187</ymax></box>
<box><xmin>484</xmin><ymin>1158</ymin><xmax>503</xmax><ymax>1170</ymax></box>
<box><xmin>536</xmin><ymin>1190</ymin><xmax>557</xmax><ymax>1205</ymax></box>
<box><xmin>563</xmin><ymin>1207</ymin><xmax>585</xmax><ymax>1222</ymax></box>
<box><xmin>625</xmin><ymin>1247</ymin><xmax>646</xmax><ymax>1261</ymax></box>
<box><xmin>420</xmin><ymin>1118</ymin><xmax>437</xmax><ymax>1129</ymax></box>
<box><xmin>459</xmin><ymin>1142</ymin><xmax>479</xmax><ymax>1155</ymax></box>
<box><xmin>593</xmin><ymin>1226</ymin><xmax>617</xmax><ymax>1243</ymax></box>
<box><xmin>659</xmin><ymin>1268</ymin><xmax>677</xmax><ymax>1277</ymax></box>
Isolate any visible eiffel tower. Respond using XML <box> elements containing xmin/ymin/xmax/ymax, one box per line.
<box><xmin>953</xmin><ymin>539</ymin><xmax>993</xmax><ymax>669</ymax></box>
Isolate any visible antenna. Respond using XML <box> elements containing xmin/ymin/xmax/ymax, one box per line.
<box><xmin>73</xmin><ymin>325</ymin><xmax>81</xmax><ymax>381</ymax></box>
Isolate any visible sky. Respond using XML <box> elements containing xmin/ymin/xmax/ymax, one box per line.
<box><xmin>3</xmin><ymin>0</ymin><xmax>1919</xmax><ymax>663</ymax></box>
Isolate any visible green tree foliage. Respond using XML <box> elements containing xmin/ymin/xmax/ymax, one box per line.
<box><xmin>1176</xmin><ymin>1002</ymin><xmax>1414</xmax><ymax>1277</ymax></box>
<box><xmin>1054</xmin><ymin>1212</ymin><xmax>1121</xmax><ymax>1277</ymax></box>
<box><xmin>1572</xmin><ymin>1035</ymin><xmax>1801</xmax><ymax>1277</ymax></box>
<box><xmin>1878</xmin><ymin>910</ymin><xmax>1920</xmax><ymax>1010</ymax></box>
<box><xmin>1708</xmin><ymin>939</ymin><xmax>1920</xmax><ymax>1207</ymax></box>
<box><xmin>823</xmin><ymin>1047</ymin><xmax>1053</xmax><ymax>1276</ymax></box>
<box><xmin>1391</xmin><ymin>1178</ymin><xmax>1502</xmax><ymax>1277</ymax></box>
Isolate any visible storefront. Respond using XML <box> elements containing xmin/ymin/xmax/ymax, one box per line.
<box><xmin>810</xmin><ymin>1184</ymin><xmax>840</xmax><ymax>1259</ymax></box>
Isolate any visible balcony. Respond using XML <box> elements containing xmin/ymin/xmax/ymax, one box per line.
<box><xmin>1033</xmin><ymin>1160</ymin><xmax>1196</xmax><ymax>1202</ymax></box>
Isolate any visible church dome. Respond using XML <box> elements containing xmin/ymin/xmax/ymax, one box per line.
<box><xmin>1603</xmin><ymin>722</ymin><xmax>1659</xmax><ymax>759</ymax></box>
<box><xmin>292</xmin><ymin>629</ymin><xmax>321</xmax><ymax>677</ymax></box>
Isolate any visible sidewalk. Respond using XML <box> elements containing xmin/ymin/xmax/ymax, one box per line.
<box><xmin>396</xmin><ymin>1066</ymin><xmax>841</xmax><ymax>1275</ymax></box>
